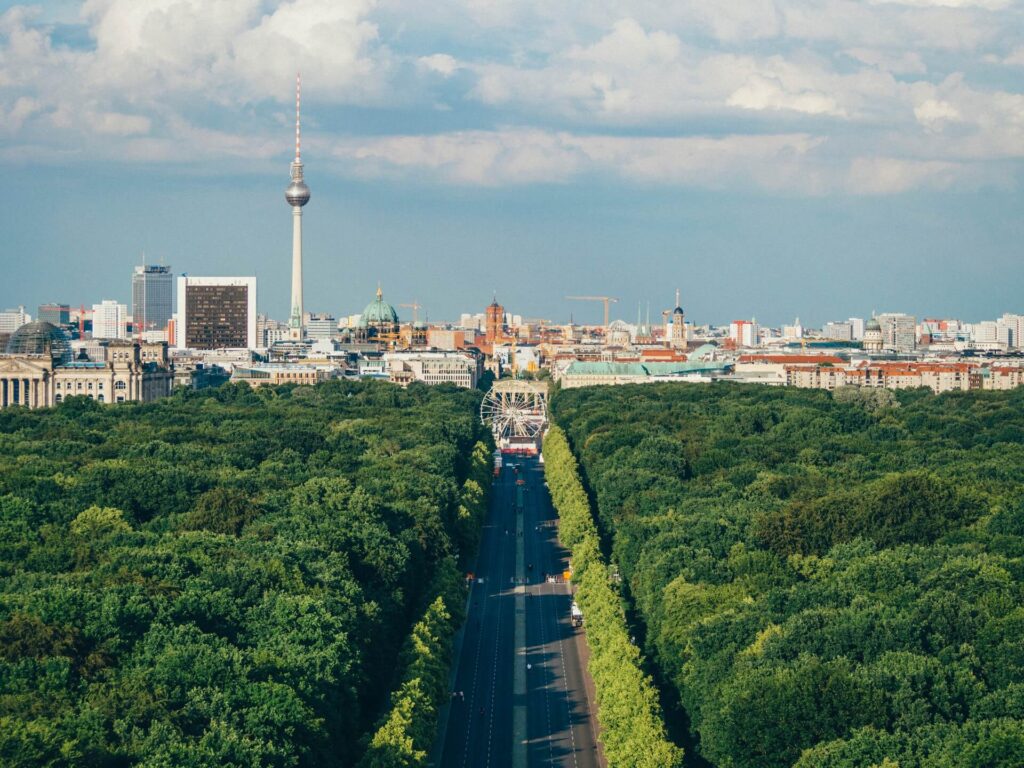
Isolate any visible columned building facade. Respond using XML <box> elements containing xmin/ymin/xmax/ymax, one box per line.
<box><xmin>0</xmin><ymin>322</ymin><xmax>173</xmax><ymax>410</ymax></box>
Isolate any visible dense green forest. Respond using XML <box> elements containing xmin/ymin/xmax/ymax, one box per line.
<box><xmin>553</xmin><ymin>383</ymin><xmax>1024</xmax><ymax>768</ymax></box>
<box><xmin>0</xmin><ymin>381</ymin><xmax>489</xmax><ymax>767</ymax></box>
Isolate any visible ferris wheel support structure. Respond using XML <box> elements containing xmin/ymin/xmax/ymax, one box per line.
<box><xmin>480</xmin><ymin>380</ymin><xmax>549</xmax><ymax>450</ymax></box>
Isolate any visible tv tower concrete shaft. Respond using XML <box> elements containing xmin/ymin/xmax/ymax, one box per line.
<box><xmin>284</xmin><ymin>72</ymin><xmax>310</xmax><ymax>341</ymax></box>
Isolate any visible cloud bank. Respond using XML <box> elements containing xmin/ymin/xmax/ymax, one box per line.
<box><xmin>1</xmin><ymin>0</ymin><xmax>1022</xmax><ymax>194</ymax></box>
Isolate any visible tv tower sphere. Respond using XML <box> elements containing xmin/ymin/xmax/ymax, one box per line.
<box><xmin>285</xmin><ymin>176</ymin><xmax>310</xmax><ymax>207</ymax></box>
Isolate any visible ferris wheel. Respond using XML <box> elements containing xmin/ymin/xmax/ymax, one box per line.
<box><xmin>480</xmin><ymin>380</ymin><xmax>549</xmax><ymax>442</ymax></box>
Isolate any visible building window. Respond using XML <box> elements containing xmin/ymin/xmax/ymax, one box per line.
<box><xmin>115</xmin><ymin>381</ymin><xmax>127</xmax><ymax>391</ymax></box>
<box><xmin>88</xmin><ymin>382</ymin><xmax>93</xmax><ymax>390</ymax></box>
<box><xmin>98</xmin><ymin>395</ymin><xmax>105</xmax><ymax>403</ymax></box>
<box><xmin>55</xmin><ymin>395</ymin><xmax>62</xmax><ymax>403</ymax></box>
<box><xmin>116</xmin><ymin>396</ymin><xmax>125</xmax><ymax>403</ymax></box>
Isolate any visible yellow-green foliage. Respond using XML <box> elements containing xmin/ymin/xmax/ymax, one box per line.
<box><xmin>359</xmin><ymin>558</ymin><xmax>467</xmax><ymax>768</ymax></box>
<box><xmin>544</xmin><ymin>427</ymin><xmax>683</xmax><ymax>768</ymax></box>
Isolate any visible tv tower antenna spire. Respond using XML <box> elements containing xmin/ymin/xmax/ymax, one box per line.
<box><xmin>295</xmin><ymin>72</ymin><xmax>302</xmax><ymax>163</ymax></box>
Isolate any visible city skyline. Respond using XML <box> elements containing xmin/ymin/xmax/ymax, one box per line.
<box><xmin>2</xmin><ymin>1</ymin><xmax>1022</xmax><ymax>326</ymax></box>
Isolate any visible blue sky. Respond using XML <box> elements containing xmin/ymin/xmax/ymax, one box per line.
<box><xmin>1</xmin><ymin>0</ymin><xmax>1022</xmax><ymax>326</ymax></box>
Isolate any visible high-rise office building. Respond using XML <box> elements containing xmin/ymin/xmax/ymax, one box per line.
<box><xmin>38</xmin><ymin>303</ymin><xmax>70</xmax><ymax>326</ymax></box>
<box><xmin>92</xmin><ymin>300</ymin><xmax>127</xmax><ymax>339</ymax></box>
<box><xmin>305</xmin><ymin>313</ymin><xmax>336</xmax><ymax>341</ymax></box>
<box><xmin>878</xmin><ymin>313</ymin><xmax>916</xmax><ymax>353</ymax></box>
<box><xmin>176</xmin><ymin>276</ymin><xmax>257</xmax><ymax>350</ymax></box>
<box><xmin>132</xmin><ymin>265</ymin><xmax>174</xmax><ymax>335</ymax></box>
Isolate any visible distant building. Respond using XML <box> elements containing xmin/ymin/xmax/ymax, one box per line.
<box><xmin>877</xmin><ymin>313</ymin><xmax>916</xmax><ymax>353</ymax></box>
<box><xmin>176</xmin><ymin>276</ymin><xmax>257</xmax><ymax>350</ymax></box>
<box><xmin>356</xmin><ymin>286</ymin><xmax>400</xmax><ymax>345</ymax></box>
<box><xmin>385</xmin><ymin>351</ymin><xmax>479</xmax><ymax>388</ymax></box>
<box><xmin>782</xmin><ymin>319</ymin><xmax>804</xmax><ymax>340</ymax></box>
<box><xmin>132</xmin><ymin>265</ymin><xmax>174</xmax><ymax>336</ymax></box>
<box><xmin>231</xmin><ymin>364</ymin><xmax>339</xmax><ymax>388</ymax></box>
<box><xmin>670</xmin><ymin>289</ymin><xmax>687</xmax><ymax>349</ymax></box>
<box><xmin>0</xmin><ymin>306</ymin><xmax>31</xmax><ymax>334</ymax></box>
<box><xmin>558</xmin><ymin>358</ymin><xmax>733</xmax><ymax>389</ymax></box>
<box><xmin>848</xmin><ymin>317</ymin><xmax>865</xmax><ymax>340</ymax></box>
<box><xmin>91</xmin><ymin>300</ymin><xmax>127</xmax><ymax>340</ymax></box>
<box><xmin>0</xmin><ymin>322</ymin><xmax>172</xmax><ymax>408</ymax></box>
<box><xmin>427</xmin><ymin>328</ymin><xmax>467</xmax><ymax>350</ymax></box>
<box><xmin>972</xmin><ymin>320</ymin><xmax>1011</xmax><ymax>350</ymax></box>
<box><xmin>729</xmin><ymin>319</ymin><xmax>760</xmax><ymax>347</ymax></box>
<box><xmin>863</xmin><ymin>317</ymin><xmax>884</xmax><ymax>353</ymax></box>
<box><xmin>256</xmin><ymin>314</ymin><xmax>288</xmax><ymax>348</ymax></box>
<box><xmin>38</xmin><ymin>303</ymin><xmax>70</xmax><ymax>326</ymax></box>
<box><xmin>1000</xmin><ymin>314</ymin><xmax>1024</xmax><ymax>349</ymax></box>
<box><xmin>305</xmin><ymin>313</ymin><xmax>337</xmax><ymax>341</ymax></box>
<box><xmin>823</xmin><ymin>321</ymin><xmax>854</xmax><ymax>341</ymax></box>
<box><xmin>486</xmin><ymin>298</ymin><xmax>505</xmax><ymax>343</ymax></box>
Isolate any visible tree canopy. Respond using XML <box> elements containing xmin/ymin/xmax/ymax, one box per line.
<box><xmin>0</xmin><ymin>380</ymin><xmax>488</xmax><ymax>767</ymax></box>
<box><xmin>553</xmin><ymin>383</ymin><xmax>1024</xmax><ymax>768</ymax></box>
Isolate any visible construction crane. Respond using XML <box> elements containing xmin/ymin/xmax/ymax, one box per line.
<box><xmin>399</xmin><ymin>301</ymin><xmax>422</xmax><ymax>324</ymax></box>
<box><xmin>565</xmin><ymin>296</ymin><xmax>619</xmax><ymax>327</ymax></box>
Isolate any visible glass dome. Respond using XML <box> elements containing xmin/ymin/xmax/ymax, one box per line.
<box><xmin>5</xmin><ymin>321</ymin><xmax>73</xmax><ymax>365</ymax></box>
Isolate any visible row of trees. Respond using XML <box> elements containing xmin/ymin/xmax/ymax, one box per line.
<box><xmin>359</xmin><ymin>440</ymin><xmax>492</xmax><ymax>767</ymax></box>
<box><xmin>543</xmin><ymin>427</ymin><xmax>683</xmax><ymax>768</ymax></box>
<box><xmin>553</xmin><ymin>383</ymin><xmax>1024</xmax><ymax>768</ymax></box>
<box><xmin>0</xmin><ymin>381</ymin><xmax>489</xmax><ymax>767</ymax></box>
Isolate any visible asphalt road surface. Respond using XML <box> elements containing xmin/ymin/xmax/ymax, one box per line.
<box><xmin>439</xmin><ymin>455</ymin><xmax>601</xmax><ymax>768</ymax></box>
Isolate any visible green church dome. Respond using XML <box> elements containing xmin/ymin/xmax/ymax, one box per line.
<box><xmin>359</xmin><ymin>286</ymin><xmax>399</xmax><ymax>328</ymax></box>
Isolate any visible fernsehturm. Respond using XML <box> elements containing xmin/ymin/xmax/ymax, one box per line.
<box><xmin>284</xmin><ymin>73</ymin><xmax>310</xmax><ymax>341</ymax></box>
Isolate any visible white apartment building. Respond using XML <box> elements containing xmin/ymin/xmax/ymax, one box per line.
<box><xmin>972</xmin><ymin>320</ymin><xmax>1012</xmax><ymax>350</ymax></box>
<box><xmin>1000</xmin><ymin>314</ymin><xmax>1024</xmax><ymax>348</ymax></box>
<box><xmin>0</xmin><ymin>306</ymin><xmax>31</xmax><ymax>334</ymax></box>
<box><xmin>92</xmin><ymin>300</ymin><xmax>127</xmax><ymax>340</ymax></box>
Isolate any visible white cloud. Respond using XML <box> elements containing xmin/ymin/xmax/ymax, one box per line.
<box><xmin>844</xmin><ymin>48</ymin><xmax>927</xmax><ymax>74</ymax></box>
<box><xmin>0</xmin><ymin>0</ymin><xmax>1021</xmax><ymax>196</ymax></box>
<box><xmin>914</xmin><ymin>98</ymin><xmax>961</xmax><ymax>127</ymax></box>
<box><xmin>728</xmin><ymin>73</ymin><xmax>845</xmax><ymax>116</ymax></box>
<box><xmin>847</xmin><ymin>156</ymin><xmax>964</xmax><ymax>194</ymax></box>
<box><xmin>418</xmin><ymin>53</ymin><xmax>460</xmax><ymax>76</ymax></box>
<box><xmin>867</xmin><ymin>0</ymin><xmax>1012</xmax><ymax>8</ymax></box>
<box><xmin>330</xmin><ymin>127</ymin><xmax>825</xmax><ymax>188</ymax></box>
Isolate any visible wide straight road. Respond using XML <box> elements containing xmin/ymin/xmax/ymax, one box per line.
<box><xmin>439</xmin><ymin>455</ymin><xmax>601</xmax><ymax>768</ymax></box>
<box><xmin>522</xmin><ymin>456</ymin><xmax>602</xmax><ymax>768</ymax></box>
